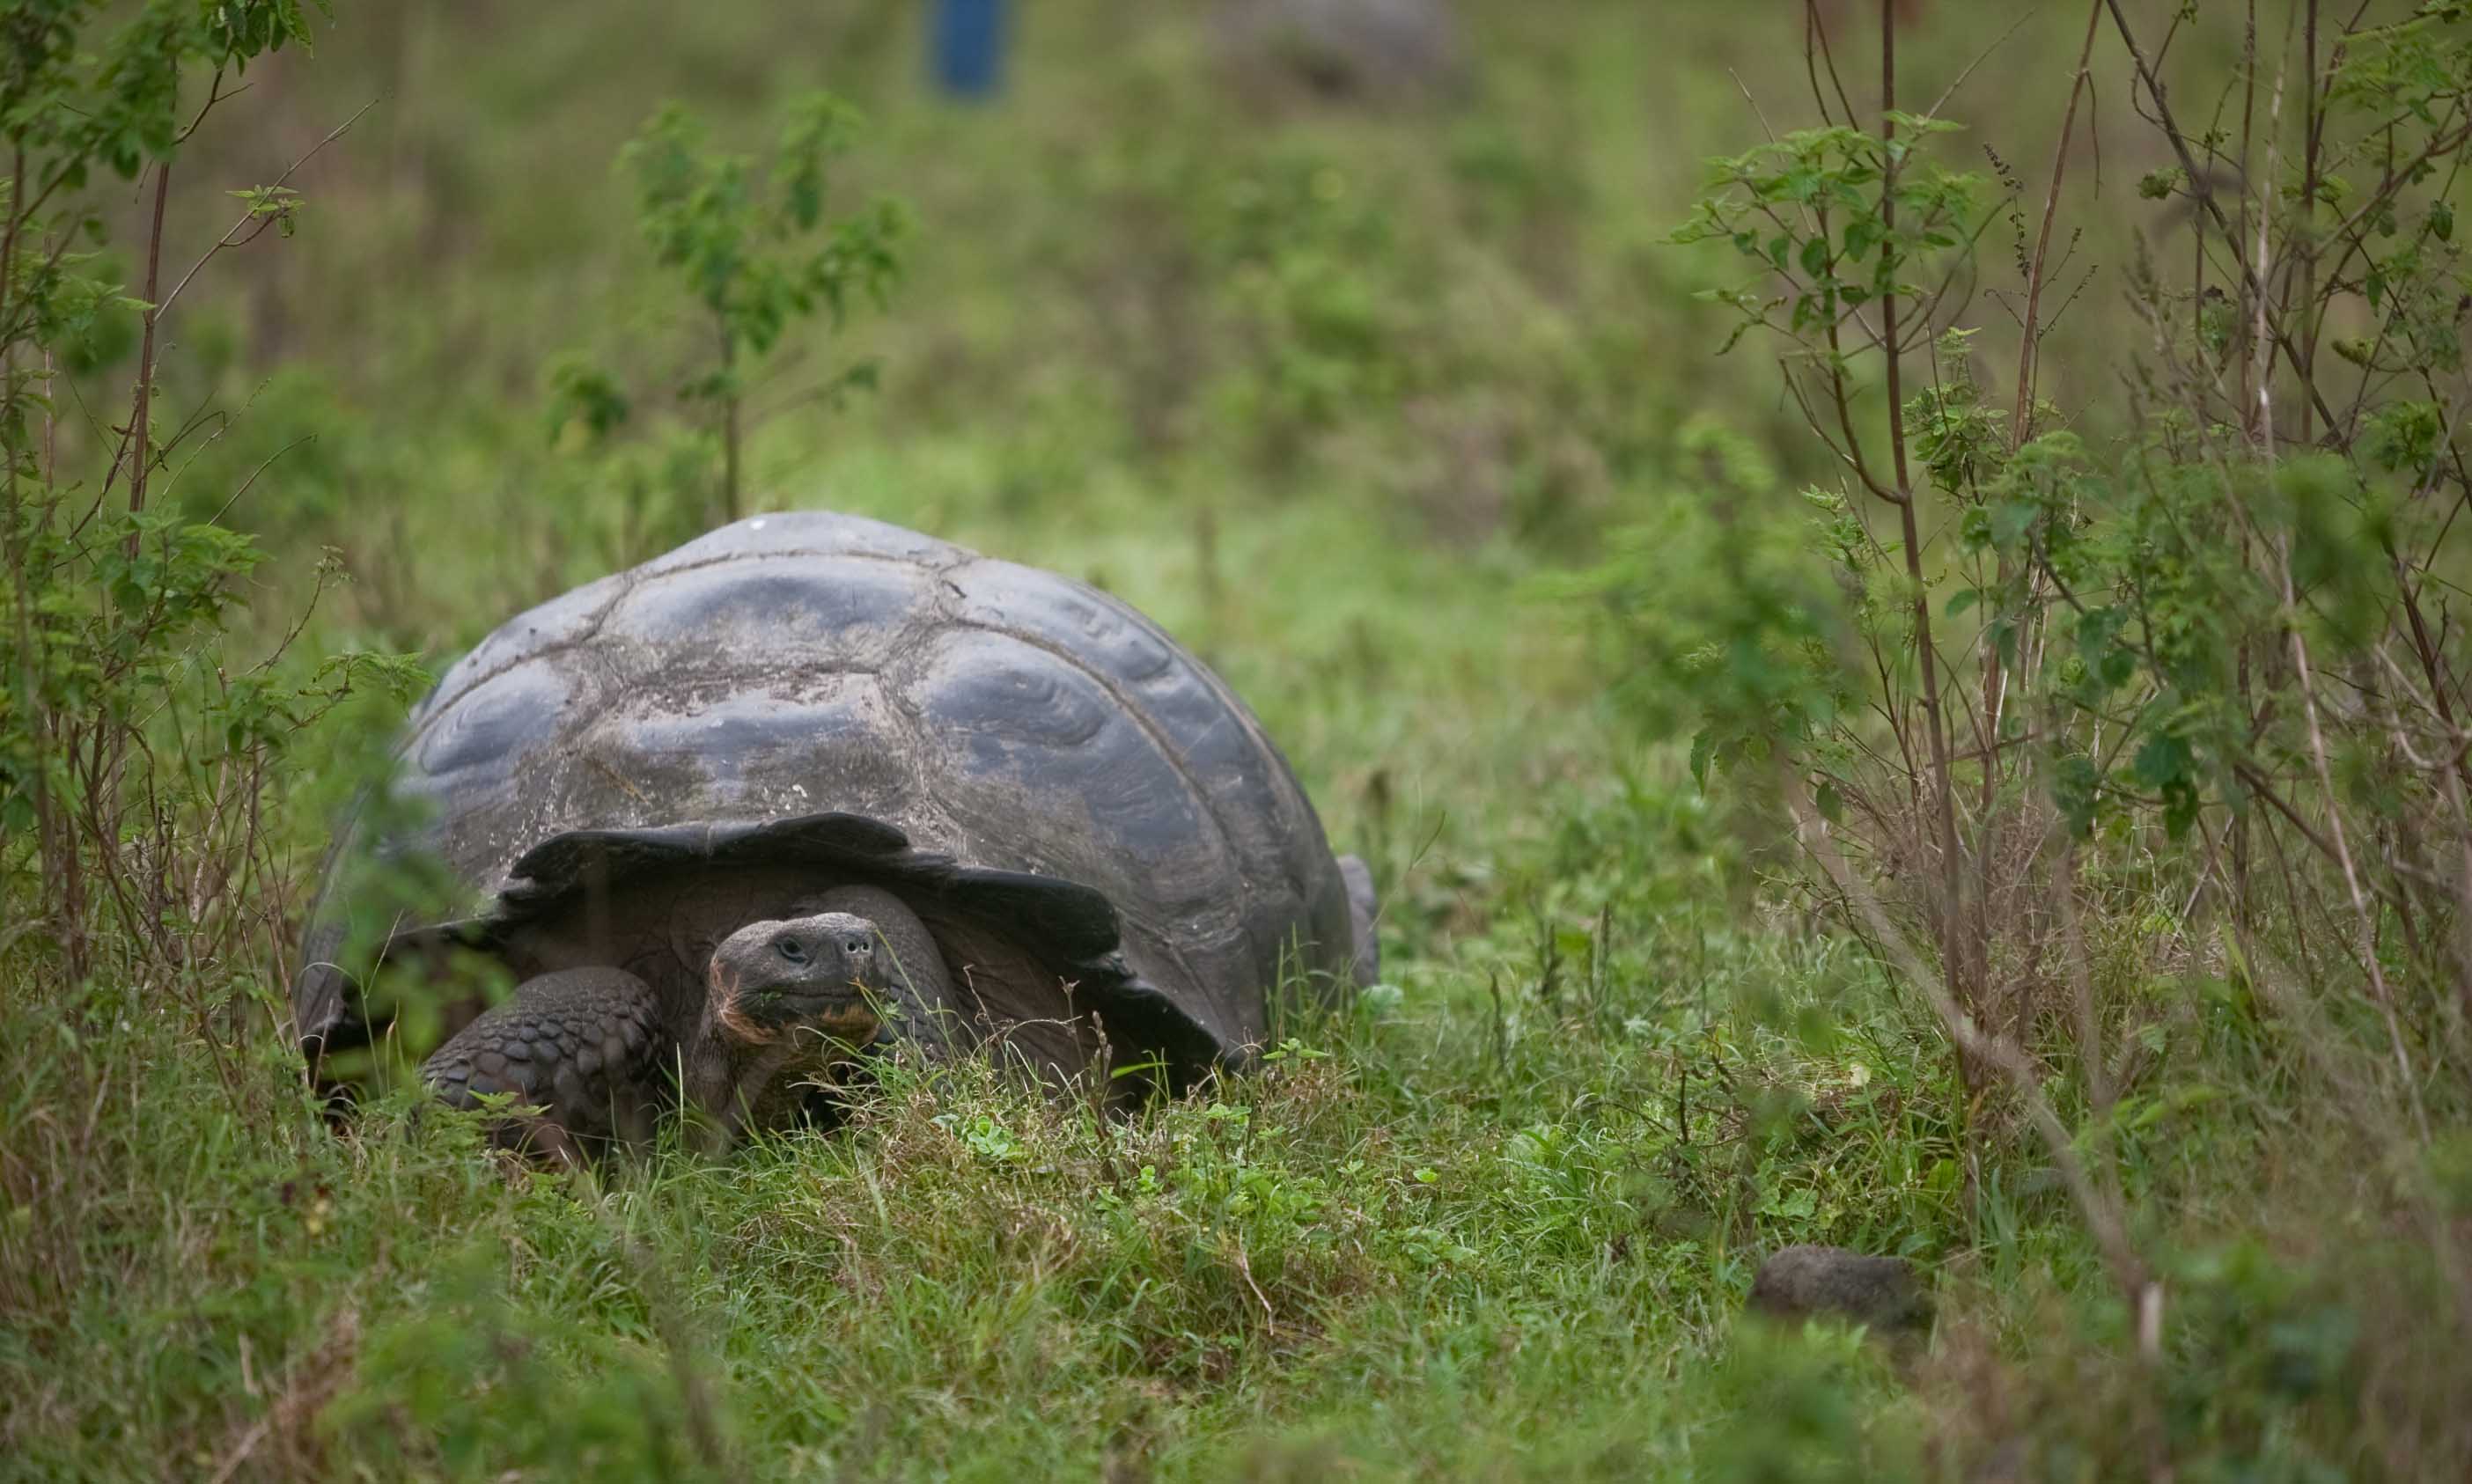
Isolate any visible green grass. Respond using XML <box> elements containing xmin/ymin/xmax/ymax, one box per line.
<box><xmin>5</xmin><ymin>847</ymin><xmax>1949</xmax><ymax>1480</ymax></box>
<box><xmin>6</xmin><ymin>1</ymin><xmax>2469</xmax><ymax>1479</ymax></box>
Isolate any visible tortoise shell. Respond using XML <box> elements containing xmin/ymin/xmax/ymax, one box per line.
<box><xmin>293</xmin><ymin>511</ymin><xmax>1367</xmax><ymax>1084</ymax></box>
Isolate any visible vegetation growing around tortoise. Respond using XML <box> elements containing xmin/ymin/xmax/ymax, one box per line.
<box><xmin>6</xmin><ymin>0</ymin><xmax>2472</xmax><ymax>1479</ymax></box>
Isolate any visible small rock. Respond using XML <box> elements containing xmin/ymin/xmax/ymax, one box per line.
<box><xmin>1748</xmin><ymin>1244</ymin><xmax>1931</xmax><ymax>1335</ymax></box>
<box><xmin>1215</xmin><ymin>0</ymin><xmax>1463</xmax><ymax>107</ymax></box>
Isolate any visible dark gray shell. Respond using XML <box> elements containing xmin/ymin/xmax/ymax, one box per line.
<box><xmin>293</xmin><ymin>511</ymin><xmax>1364</xmax><ymax>1083</ymax></box>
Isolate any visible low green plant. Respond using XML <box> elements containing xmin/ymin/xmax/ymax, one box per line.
<box><xmin>1582</xmin><ymin>0</ymin><xmax>2472</xmax><ymax>1472</ymax></box>
<box><xmin>547</xmin><ymin>91</ymin><xmax>908</xmax><ymax>537</ymax></box>
<box><xmin>0</xmin><ymin>0</ymin><xmax>427</xmax><ymax>975</ymax></box>
<box><xmin>0</xmin><ymin>0</ymin><xmax>438</xmax><ymax>1378</ymax></box>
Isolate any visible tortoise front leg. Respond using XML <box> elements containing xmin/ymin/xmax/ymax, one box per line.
<box><xmin>420</xmin><ymin>966</ymin><xmax>665</xmax><ymax>1160</ymax></box>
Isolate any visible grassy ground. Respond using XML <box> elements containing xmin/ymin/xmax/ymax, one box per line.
<box><xmin>4</xmin><ymin>1</ymin><xmax>2459</xmax><ymax>1479</ymax></box>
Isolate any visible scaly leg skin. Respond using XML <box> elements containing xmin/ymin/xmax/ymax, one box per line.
<box><xmin>421</xmin><ymin>966</ymin><xmax>664</xmax><ymax>1162</ymax></box>
<box><xmin>790</xmin><ymin>885</ymin><xmax>960</xmax><ymax>1055</ymax></box>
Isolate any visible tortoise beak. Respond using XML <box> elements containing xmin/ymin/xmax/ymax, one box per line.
<box><xmin>708</xmin><ymin>959</ymin><xmax>879</xmax><ymax>1041</ymax></box>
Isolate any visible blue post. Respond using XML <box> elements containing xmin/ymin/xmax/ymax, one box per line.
<box><xmin>931</xmin><ymin>0</ymin><xmax>1008</xmax><ymax>99</ymax></box>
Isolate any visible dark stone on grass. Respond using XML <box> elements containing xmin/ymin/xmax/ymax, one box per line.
<box><xmin>1748</xmin><ymin>1245</ymin><xmax>1931</xmax><ymax>1335</ymax></box>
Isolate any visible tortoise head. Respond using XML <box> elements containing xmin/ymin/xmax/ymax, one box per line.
<box><xmin>706</xmin><ymin>910</ymin><xmax>887</xmax><ymax>1046</ymax></box>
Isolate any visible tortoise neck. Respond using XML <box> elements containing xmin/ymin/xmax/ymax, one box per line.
<box><xmin>684</xmin><ymin>1001</ymin><xmax>798</xmax><ymax>1146</ymax></box>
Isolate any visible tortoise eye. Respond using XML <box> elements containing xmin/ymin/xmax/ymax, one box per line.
<box><xmin>776</xmin><ymin>937</ymin><xmax>808</xmax><ymax>964</ymax></box>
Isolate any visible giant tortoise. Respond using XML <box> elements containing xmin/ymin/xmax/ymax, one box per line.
<box><xmin>294</xmin><ymin>510</ymin><xmax>1376</xmax><ymax>1136</ymax></box>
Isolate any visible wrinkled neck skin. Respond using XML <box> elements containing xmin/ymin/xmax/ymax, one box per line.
<box><xmin>680</xmin><ymin>1005</ymin><xmax>805</xmax><ymax>1154</ymax></box>
<box><xmin>681</xmin><ymin>997</ymin><xmax>875</xmax><ymax>1155</ymax></box>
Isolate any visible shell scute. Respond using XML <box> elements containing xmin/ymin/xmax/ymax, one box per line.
<box><xmin>902</xmin><ymin>628</ymin><xmax>1232</xmax><ymax>930</ymax></box>
<box><xmin>603</xmin><ymin>554</ymin><xmax>931</xmax><ymax>671</ymax></box>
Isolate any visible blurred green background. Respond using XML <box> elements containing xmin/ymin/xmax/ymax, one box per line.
<box><xmin>101</xmin><ymin>0</ymin><xmax>2218</xmax><ymax>905</ymax></box>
